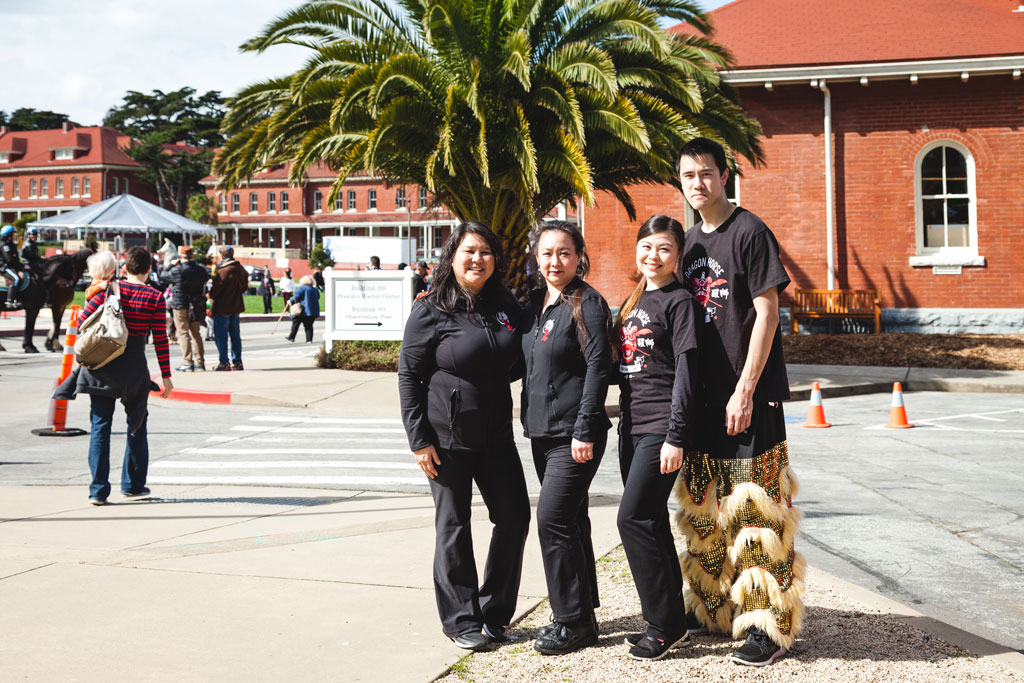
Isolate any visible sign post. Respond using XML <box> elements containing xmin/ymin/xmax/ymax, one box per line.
<box><xmin>324</xmin><ymin>269</ymin><xmax>416</xmax><ymax>343</ymax></box>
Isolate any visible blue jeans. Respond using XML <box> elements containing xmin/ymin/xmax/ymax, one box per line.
<box><xmin>213</xmin><ymin>314</ymin><xmax>242</xmax><ymax>365</ymax></box>
<box><xmin>88</xmin><ymin>395</ymin><xmax>149</xmax><ymax>500</ymax></box>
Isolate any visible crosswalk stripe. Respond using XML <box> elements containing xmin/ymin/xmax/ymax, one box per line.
<box><xmin>178</xmin><ymin>447</ymin><xmax>410</xmax><ymax>456</ymax></box>
<box><xmin>146</xmin><ymin>475</ymin><xmax>426</xmax><ymax>486</ymax></box>
<box><xmin>231</xmin><ymin>425</ymin><xmax>406</xmax><ymax>434</ymax></box>
<box><xmin>205</xmin><ymin>435</ymin><xmax>410</xmax><ymax>444</ymax></box>
<box><xmin>154</xmin><ymin>460</ymin><xmax>418</xmax><ymax>470</ymax></box>
<box><xmin>249</xmin><ymin>416</ymin><xmax>403</xmax><ymax>425</ymax></box>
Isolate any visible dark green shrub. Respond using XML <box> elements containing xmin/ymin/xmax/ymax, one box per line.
<box><xmin>316</xmin><ymin>340</ymin><xmax>402</xmax><ymax>371</ymax></box>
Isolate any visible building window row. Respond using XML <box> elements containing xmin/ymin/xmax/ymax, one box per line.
<box><xmin>221</xmin><ymin>190</ymin><xmax>292</xmax><ymax>214</ymax></box>
<box><xmin>0</xmin><ymin>175</ymin><xmax>94</xmax><ymax>201</ymax></box>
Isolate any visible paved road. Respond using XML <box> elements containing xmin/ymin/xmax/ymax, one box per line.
<box><xmin>2</xmin><ymin>328</ymin><xmax>1022</xmax><ymax>654</ymax></box>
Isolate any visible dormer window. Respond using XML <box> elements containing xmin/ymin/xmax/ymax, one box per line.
<box><xmin>54</xmin><ymin>148</ymin><xmax>74</xmax><ymax>160</ymax></box>
<box><xmin>0</xmin><ymin>152</ymin><xmax>8</xmax><ymax>164</ymax></box>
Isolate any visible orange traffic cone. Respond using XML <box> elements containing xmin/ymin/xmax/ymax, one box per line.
<box><xmin>885</xmin><ymin>382</ymin><xmax>914</xmax><ymax>429</ymax></box>
<box><xmin>803</xmin><ymin>381</ymin><xmax>831</xmax><ymax>428</ymax></box>
<box><xmin>32</xmin><ymin>305</ymin><xmax>88</xmax><ymax>437</ymax></box>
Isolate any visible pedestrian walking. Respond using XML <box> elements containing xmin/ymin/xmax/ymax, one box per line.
<box><xmin>279</xmin><ymin>268</ymin><xmax>295</xmax><ymax>307</ymax></box>
<box><xmin>615</xmin><ymin>215</ymin><xmax>701</xmax><ymax>661</ymax></box>
<box><xmin>676</xmin><ymin>137</ymin><xmax>804</xmax><ymax>667</ymax></box>
<box><xmin>520</xmin><ymin>221</ymin><xmax>613</xmax><ymax>655</ymax></box>
<box><xmin>285</xmin><ymin>275</ymin><xmax>320</xmax><ymax>343</ymax></box>
<box><xmin>313</xmin><ymin>267</ymin><xmax>325</xmax><ymax>291</ymax></box>
<box><xmin>412</xmin><ymin>260</ymin><xmax>429</xmax><ymax>297</ymax></box>
<box><xmin>398</xmin><ymin>222</ymin><xmax>530</xmax><ymax>653</ymax></box>
<box><xmin>208</xmin><ymin>246</ymin><xmax>248</xmax><ymax>371</ymax></box>
<box><xmin>159</xmin><ymin>245</ymin><xmax>210</xmax><ymax>371</ymax></box>
<box><xmin>54</xmin><ymin>247</ymin><xmax>174</xmax><ymax>505</ymax></box>
<box><xmin>258</xmin><ymin>265</ymin><xmax>275</xmax><ymax>314</ymax></box>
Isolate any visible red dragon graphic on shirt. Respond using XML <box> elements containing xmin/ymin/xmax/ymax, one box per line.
<box><xmin>691</xmin><ymin>274</ymin><xmax>729</xmax><ymax>322</ymax></box>
<box><xmin>620</xmin><ymin>322</ymin><xmax>652</xmax><ymax>366</ymax></box>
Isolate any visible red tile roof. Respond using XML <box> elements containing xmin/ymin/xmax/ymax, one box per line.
<box><xmin>677</xmin><ymin>0</ymin><xmax>1024</xmax><ymax>69</ymax></box>
<box><xmin>0</xmin><ymin>126</ymin><xmax>140</xmax><ymax>169</ymax></box>
<box><xmin>201</xmin><ymin>160</ymin><xmax>372</xmax><ymax>185</ymax></box>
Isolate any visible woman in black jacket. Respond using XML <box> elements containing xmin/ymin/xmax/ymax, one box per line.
<box><xmin>519</xmin><ymin>221</ymin><xmax>612</xmax><ymax>655</ymax></box>
<box><xmin>398</xmin><ymin>222</ymin><xmax>530</xmax><ymax>653</ymax></box>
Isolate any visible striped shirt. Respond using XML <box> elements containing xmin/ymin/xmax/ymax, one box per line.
<box><xmin>84</xmin><ymin>281</ymin><xmax>171</xmax><ymax>378</ymax></box>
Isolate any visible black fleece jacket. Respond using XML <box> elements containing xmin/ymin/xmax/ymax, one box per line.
<box><xmin>399</xmin><ymin>288</ymin><xmax>523</xmax><ymax>452</ymax></box>
<box><xmin>520</xmin><ymin>281</ymin><xmax>613</xmax><ymax>442</ymax></box>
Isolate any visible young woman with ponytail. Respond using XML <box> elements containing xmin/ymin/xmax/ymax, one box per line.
<box><xmin>519</xmin><ymin>220</ymin><xmax>613</xmax><ymax>655</ymax></box>
<box><xmin>615</xmin><ymin>215</ymin><xmax>702</xmax><ymax>660</ymax></box>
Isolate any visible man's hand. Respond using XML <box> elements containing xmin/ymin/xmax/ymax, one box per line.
<box><xmin>660</xmin><ymin>442</ymin><xmax>683</xmax><ymax>474</ymax></box>
<box><xmin>413</xmin><ymin>445</ymin><xmax>442</xmax><ymax>479</ymax></box>
<box><xmin>160</xmin><ymin>377</ymin><xmax>174</xmax><ymax>399</ymax></box>
<box><xmin>571</xmin><ymin>438</ymin><xmax>594</xmax><ymax>463</ymax></box>
<box><xmin>725</xmin><ymin>389</ymin><xmax>753</xmax><ymax>436</ymax></box>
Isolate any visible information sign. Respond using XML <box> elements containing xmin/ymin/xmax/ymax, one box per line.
<box><xmin>324</xmin><ymin>269</ymin><xmax>416</xmax><ymax>342</ymax></box>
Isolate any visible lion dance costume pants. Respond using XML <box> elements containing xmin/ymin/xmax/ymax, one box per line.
<box><xmin>674</xmin><ymin>402</ymin><xmax>805</xmax><ymax>649</ymax></box>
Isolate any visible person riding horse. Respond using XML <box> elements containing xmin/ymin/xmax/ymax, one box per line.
<box><xmin>1</xmin><ymin>225</ymin><xmax>28</xmax><ymax>309</ymax></box>
<box><xmin>21</xmin><ymin>227</ymin><xmax>42</xmax><ymax>270</ymax></box>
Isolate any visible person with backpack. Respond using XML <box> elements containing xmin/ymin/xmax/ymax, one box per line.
<box><xmin>55</xmin><ymin>247</ymin><xmax>173</xmax><ymax>506</ymax></box>
<box><xmin>160</xmin><ymin>245</ymin><xmax>211</xmax><ymax>371</ymax></box>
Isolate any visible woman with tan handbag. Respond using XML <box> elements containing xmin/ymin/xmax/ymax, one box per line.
<box><xmin>285</xmin><ymin>274</ymin><xmax>320</xmax><ymax>343</ymax></box>
<box><xmin>55</xmin><ymin>247</ymin><xmax>173</xmax><ymax>505</ymax></box>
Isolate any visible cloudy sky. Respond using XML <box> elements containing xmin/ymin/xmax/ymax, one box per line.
<box><xmin>1</xmin><ymin>0</ymin><xmax>733</xmax><ymax>126</ymax></box>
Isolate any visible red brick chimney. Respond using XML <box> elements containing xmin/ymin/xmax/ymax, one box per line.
<box><xmin>62</xmin><ymin>121</ymin><xmax>72</xmax><ymax>133</ymax></box>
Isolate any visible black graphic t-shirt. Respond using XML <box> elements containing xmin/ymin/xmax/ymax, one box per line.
<box><xmin>681</xmin><ymin>207</ymin><xmax>791</xmax><ymax>407</ymax></box>
<box><xmin>618</xmin><ymin>280</ymin><xmax>700</xmax><ymax>437</ymax></box>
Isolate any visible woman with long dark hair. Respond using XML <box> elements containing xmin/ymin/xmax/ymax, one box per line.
<box><xmin>615</xmin><ymin>215</ymin><xmax>701</xmax><ymax>660</ymax></box>
<box><xmin>520</xmin><ymin>220</ymin><xmax>613</xmax><ymax>655</ymax></box>
<box><xmin>398</xmin><ymin>222</ymin><xmax>530</xmax><ymax>652</ymax></box>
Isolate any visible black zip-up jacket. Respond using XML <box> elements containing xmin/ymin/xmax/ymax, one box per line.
<box><xmin>520</xmin><ymin>280</ymin><xmax>612</xmax><ymax>442</ymax></box>
<box><xmin>159</xmin><ymin>260</ymin><xmax>211</xmax><ymax>311</ymax></box>
<box><xmin>1</xmin><ymin>238</ymin><xmax>22</xmax><ymax>272</ymax></box>
<box><xmin>20</xmin><ymin>241</ymin><xmax>40</xmax><ymax>265</ymax></box>
<box><xmin>399</xmin><ymin>288</ymin><xmax>523</xmax><ymax>452</ymax></box>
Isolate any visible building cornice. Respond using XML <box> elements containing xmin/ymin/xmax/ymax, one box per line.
<box><xmin>200</xmin><ymin>174</ymin><xmax>383</xmax><ymax>188</ymax></box>
<box><xmin>0</xmin><ymin>163</ymin><xmax>141</xmax><ymax>174</ymax></box>
<box><xmin>723</xmin><ymin>54</ymin><xmax>1024</xmax><ymax>86</ymax></box>
<box><xmin>217</xmin><ymin>217</ymin><xmax>455</xmax><ymax>229</ymax></box>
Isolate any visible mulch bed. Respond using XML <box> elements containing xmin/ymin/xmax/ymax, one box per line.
<box><xmin>783</xmin><ymin>333</ymin><xmax>1024</xmax><ymax>371</ymax></box>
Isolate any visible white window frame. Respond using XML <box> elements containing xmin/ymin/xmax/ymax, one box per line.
<box><xmin>395</xmin><ymin>187</ymin><xmax>406</xmax><ymax>208</ymax></box>
<box><xmin>314</xmin><ymin>190</ymin><xmax>323</xmax><ymax>213</ymax></box>
<box><xmin>910</xmin><ymin>140</ymin><xmax>983</xmax><ymax>267</ymax></box>
<box><xmin>41</xmin><ymin>178</ymin><xmax>48</xmax><ymax>197</ymax></box>
<box><xmin>54</xmin><ymin>148</ymin><xmax>73</xmax><ymax>160</ymax></box>
<box><xmin>334</xmin><ymin>192</ymin><xmax>344</xmax><ymax>212</ymax></box>
<box><xmin>419</xmin><ymin>187</ymin><xmax>427</xmax><ymax>208</ymax></box>
<box><xmin>231</xmin><ymin>193</ymin><xmax>240</xmax><ymax>213</ymax></box>
<box><xmin>111</xmin><ymin>177</ymin><xmax>119</xmax><ymax>195</ymax></box>
<box><xmin>0</xmin><ymin>152</ymin><xmax>9</xmax><ymax>163</ymax></box>
<box><xmin>368</xmin><ymin>189</ymin><xmax>377</xmax><ymax>211</ymax></box>
<box><xmin>72</xmin><ymin>177</ymin><xmax>80</xmax><ymax>197</ymax></box>
<box><xmin>29</xmin><ymin>178</ymin><xmax>37</xmax><ymax>197</ymax></box>
<box><xmin>218</xmin><ymin>193</ymin><xmax>227</xmax><ymax>214</ymax></box>
<box><xmin>280</xmin><ymin>192</ymin><xmax>289</xmax><ymax>213</ymax></box>
<box><xmin>82</xmin><ymin>177</ymin><xmax>90</xmax><ymax>196</ymax></box>
<box><xmin>13</xmin><ymin>180</ymin><xmax>20</xmax><ymax>198</ymax></box>
<box><xmin>348</xmin><ymin>189</ymin><xmax>356</xmax><ymax>211</ymax></box>
<box><xmin>268</xmin><ymin>192</ymin><xmax>276</xmax><ymax>213</ymax></box>
<box><xmin>0</xmin><ymin>180</ymin><xmax>4</xmax><ymax>200</ymax></box>
<box><xmin>249</xmin><ymin>192</ymin><xmax>259</xmax><ymax>213</ymax></box>
<box><xmin>56</xmin><ymin>178</ymin><xmax>64</xmax><ymax>197</ymax></box>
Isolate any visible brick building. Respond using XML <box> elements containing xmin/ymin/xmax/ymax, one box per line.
<box><xmin>0</xmin><ymin>123</ymin><xmax>162</xmax><ymax>228</ymax></box>
<box><xmin>584</xmin><ymin>0</ymin><xmax>1024</xmax><ymax>332</ymax></box>
<box><xmin>201</xmin><ymin>163</ymin><xmax>458</xmax><ymax>268</ymax></box>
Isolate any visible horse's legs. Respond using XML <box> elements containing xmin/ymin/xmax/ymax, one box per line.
<box><xmin>48</xmin><ymin>305</ymin><xmax>66</xmax><ymax>352</ymax></box>
<box><xmin>23</xmin><ymin>303</ymin><xmax>39</xmax><ymax>353</ymax></box>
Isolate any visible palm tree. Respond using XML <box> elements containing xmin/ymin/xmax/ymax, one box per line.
<box><xmin>215</xmin><ymin>0</ymin><xmax>763</xmax><ymax>291</ymax></box>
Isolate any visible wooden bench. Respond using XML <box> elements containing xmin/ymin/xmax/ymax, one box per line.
<box><xmin>790</xmin><ymin>289</ymin><xmax>882</xmax><ymax>333</ymax></box>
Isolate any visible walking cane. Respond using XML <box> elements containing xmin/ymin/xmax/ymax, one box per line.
<box><xmin>272</xmin><ymin>307</ymin><xmax>288</xmax><ymax>335</ymax></box>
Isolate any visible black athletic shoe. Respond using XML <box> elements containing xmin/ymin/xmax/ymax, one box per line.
<box><xmin>534</xmin><ymin>620</ymin><xmax>598</xmax><ymax>655</ymax></box>
<box><xmin>685</xmin><ymin>611</ymin><xmax>708</xmax><ymax>635</ymax></box>
<box><xmin>450</xmin><ymin>631</ymin><xmax>490</xmax><ymax>652</ymax></box>
<box><xmin>627</xmin><ymin>632</ymin><xmax>689</xmax><ymax>660</ymax></box>
<box><xmin>624</xmin><ymin>630</ymin><xmax>691</xmax><ymax>648</ymax></box>
<box><xmin>539</xmin><ymin>613</ymin><xmax>598</xmax><ymax>640</ymax></box>
<box><xmin>121</xmin><ymin>487</ymin><xmax>151</xmax><ymax>498</ymax></box>
<box><xmin>213</xmin><ymin>363</ymin><xmax>231</xmax><ymax>371</ymax></box>
<box><xmin>483</xmin><ymin>624</ymin><xmax>515</xmax><ymax>643</ymax></box>
<box><xmin>730</xmin><ymin>628</ymin><xmax>787</xmax><ymax>666</ymax></box>
<box><xmin>232</xmin><ymin>361</ymin><xmax>244</xmax><ymax>371</ymax></box>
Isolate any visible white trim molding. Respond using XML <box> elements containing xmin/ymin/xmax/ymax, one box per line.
<box><xmin>722</xmin><ymin>55</ymin><xmax>1024</xmax><ymax>86</ymax></box>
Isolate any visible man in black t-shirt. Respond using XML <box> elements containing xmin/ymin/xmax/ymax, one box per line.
<box><xmin>673</xmin><ymin>138</ymin><xmax>805</xmax><ymax>667</ymax></box>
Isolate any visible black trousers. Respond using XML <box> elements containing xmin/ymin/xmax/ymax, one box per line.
<box><xmin>288</xmin><ymin>315</ymin><xmax>315</xmax><ymax>342</ymax></box>
<box><xmin>531</xmin><ymin>432</ymin><xmax>606</xmax><ymax>623</ymax></box>
<box><xmin>428</xmin><ymin>441</ymin><xmax>531</xmax><ymax>638</ymax></box>
<box><xmin>261</xmin><ymin>291</ymin><xmax>273</xmax><ymax>314</ymax></box>
<box><xmin>617</xmin><ymin>433</ymin><xmax>686</xmax><ymax>639</ymax></box>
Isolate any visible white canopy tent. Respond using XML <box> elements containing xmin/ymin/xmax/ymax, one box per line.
<box><xmin>28</xmin><ymin>194</ymin><xmax>217</xmax><ymax>239</ymax></box>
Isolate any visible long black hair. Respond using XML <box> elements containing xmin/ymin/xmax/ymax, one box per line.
<box><xmin>427</xmin><ymin>221</ymin><xmax>508</xmax><ymax>313</ymax></box>
<box><xmin>616</xmin><ymin>214</ymin><xmax>686</xmax><ymax>327</ymax></box>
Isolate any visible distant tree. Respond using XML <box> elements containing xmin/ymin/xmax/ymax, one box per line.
<box><xmin>103</xmin><ymin>88</ymin><xmax>226</xmax><ymax>215</ymax></box>
<box><xmin>186</xmin><ymin>193</ymin><xmax>220</xmax><ymax>226</ymax></box>
<box><xmin>308</xmin><ymin>243</ymin><xmax>334</xmax><ymax>271</ymax></box>
<box><xmin>3</xmin><ymin>108</ymin><xmax>77</xmax><ymax>131</ymax></box>
<box><xmin>13</xmin><ymin>214</ymin><xmax>37</xmax><ymax>239</ymax></box>
<box><xmin>192</xmin><ymin>234</ymin><xmax>214</xmax><ymax>265</ymax></box>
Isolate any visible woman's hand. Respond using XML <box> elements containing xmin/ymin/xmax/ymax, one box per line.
<box><xmin>660</xmin><ymin>442</ymin><xmax>683</xmax><ymax>474</ymax></box>
<box><xmin>160</xmin><ymin>377</ymin><xmax>174</xmax><ymax>399</ymax></box>
<box><xmin>414</xmin><ymin>445</ymin><xmax>442</xmax><ymax>479</ymax></box>
<box><xmin>571</xmin><ymin>438</ymin><xmax>594</xmax><ymax>463</ymax></box>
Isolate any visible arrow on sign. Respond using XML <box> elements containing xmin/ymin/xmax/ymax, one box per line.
<box><xmin>355</xmin><ymin>321</ymin><xmax>384</xmax><ymax>327</ymax></box>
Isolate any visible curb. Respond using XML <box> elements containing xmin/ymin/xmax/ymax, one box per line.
<box><xmin>152</xmin><ymin>387</ymin><xmax>232</xmax><ymax>405</ymax></box>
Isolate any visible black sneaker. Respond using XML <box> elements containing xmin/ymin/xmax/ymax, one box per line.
<box><xmin>483</xmin><ymin>624</ymin><xmax>515</xmax><ymax>643</ymax></box>
<box><xmin>685</xmin><ymin>611</ymin><xmax>708</xmax><ymax>635</ymax></box>
<box><xmin>627</xmin><ymin>632</ymin><xmax>689</xmax><ymax>660</ymax></box>
<box><xmin>730</xmin><ymin>628</ymin><xmax>787</xmax><ymax>666</ymax></box>
<box><xmin>121</xmin><ymin>487</ymin><xmax>151</xmax><ymax>499</ymax></box>
<box><xmin>624</xmin><ymin>630</ymin><xmax>691</xmax><ymax>648</ymax></box>
<box><xmin>534</xmin><ymin>620</ymin><xmax>598</xmax><ymax>655</ymax></box>
<box><xmin>214</xmin><ymin>363</ymin><xmax>232</xmax><ymax>371</ymax></box>
<box><xmin>232</xmin><ymin>361</ymin><xmax>244</xmax><ymax>371</ymax></box>
<box><xmin>450</xmin><ymin>631</ymin><xmax>489</xmax><ymax>652</ymax></box>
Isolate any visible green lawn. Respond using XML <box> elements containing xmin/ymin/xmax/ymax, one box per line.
<box><xmin>71</xmin><ymin>291</ymin><xmax>289</xmax><ymax>315</ymax></box>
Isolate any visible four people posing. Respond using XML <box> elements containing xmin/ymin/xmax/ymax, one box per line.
<box><xmin>399</xmin><ymin>137</ymin><xmax>800</xmax><ymax>666</ymax></box>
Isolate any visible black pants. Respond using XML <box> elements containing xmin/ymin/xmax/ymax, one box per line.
<box><xmin>288</xmin><ymin>315</ymin><xmax>315</xmax><ymax>342</ymax></box>
<box><xmin>261</xmin><ymin>291</ymin><xmax>273</xmax><ymax>314</ymax></box>
<box><xmin>428</xmin><ymin>441</ymin><xmax>531</xmax><ymax>638</ymax></box>
<box><xmin>617</xmin><ymin>433</ymin><xmax>686</xmax><ymax>639</ymax></box>
<box><xmin>531</xmin><ymin>433</ymin><xmax>606</xmax><ymax>623</ymax></box>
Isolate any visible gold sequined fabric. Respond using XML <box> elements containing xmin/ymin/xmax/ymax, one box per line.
<box><xmin>742</xmin><ymin>587</ymin><xmax>793</xmax><ymax>636</ymax></box>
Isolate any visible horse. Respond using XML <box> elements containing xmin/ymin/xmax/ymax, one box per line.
<box><xmin>0</xmin><ymin>248</ymin><xmax>93</xmax><ymax>353</ymax></box>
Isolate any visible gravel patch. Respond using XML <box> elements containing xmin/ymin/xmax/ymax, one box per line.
<box><xmin>437</xmin><ymin>544</ymin><xmax>1019</xmax><ymax>683</ymax></box>
<box><xmin>783</xmin><ymin>333</ymin><xmax>1024</xmax><ymax>370</ymax></box>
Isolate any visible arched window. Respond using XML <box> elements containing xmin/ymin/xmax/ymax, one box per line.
<box><xmin>913</xmin><ymin>141</ymin><xmax>980</xmax><ymax>265</ymax></box>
